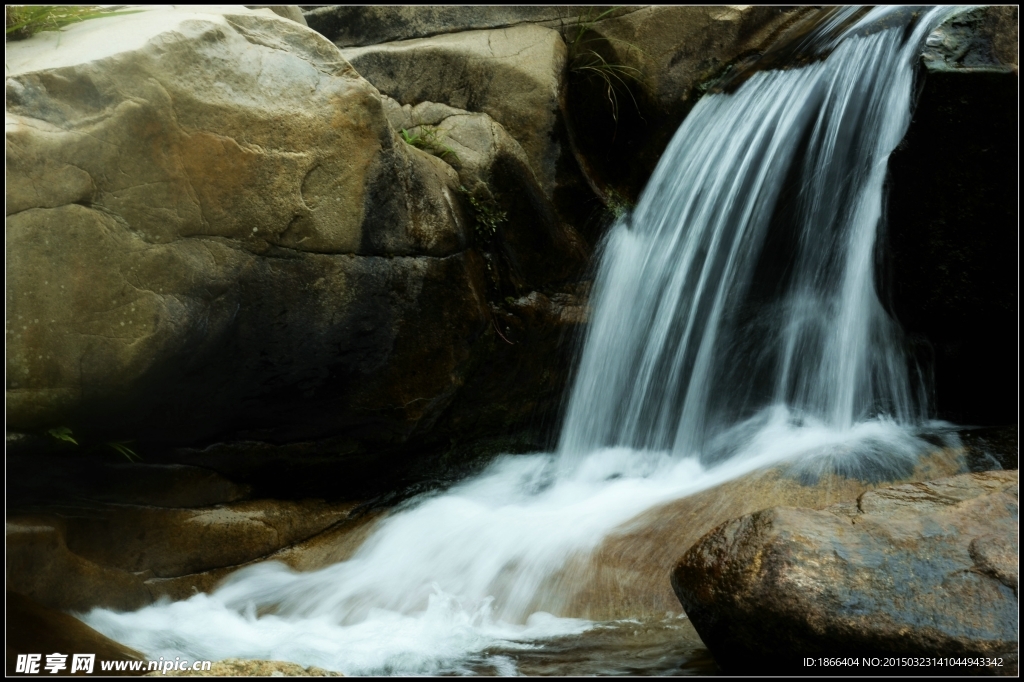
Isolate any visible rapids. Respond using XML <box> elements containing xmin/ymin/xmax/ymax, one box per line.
<box><xmin>82</xmin><ymin>7</ymin><xmax>965</xmax><ymax>675</ymax></box>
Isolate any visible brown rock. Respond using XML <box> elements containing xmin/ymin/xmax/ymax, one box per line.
<box><xmin>6</xmin><ymin>518</ymin><xmax>152</xmax><ymax>613</ymax></box>
<box><xmin>550</xmin><ymin>446</ymin><xmax>969</xmax><ymax>621</ymax></box>
<box><xmin>6</xmin><ymin>499</ymin><xmax>366</xmax><ymax>611</ymax></box>
<box><xmin>5</xmin><ymin>6</ymin><xmax>490</xmax><ymax>457</ymax></box>
<box><xmin>6</xmin><ymin>591</ymin><xmax>146</xmax><ymax>676</ymax></box>
<box><xmin>59</xmin><ymin>500</ymin><xmax>353</xmax><ymax>578</ymax></box>
<box><xmin>671</xmin><ymin>470</ymin><xmax>1019</xmax><ymax>674</ymax></box>
<box><xmin>340</xmin><ymin>25</ymin><xmax>569</xmax><ymax>200</ymax></box>
<box><xmin>382</xmin><ymin>97</ymin><xmax>588</xmax><ymax>289</ymax></box>
<box><xmin>144</xmin><ymin>507</ymin><xmax>386</xmax><ymax>603</ymax></box>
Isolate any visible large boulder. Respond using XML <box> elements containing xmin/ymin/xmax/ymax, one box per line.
<box><xmin>5</xmin><ymin>7</ymin><xmax>494</xmax><ymax>456</ymax></box>
<box><xmin>672</xmin><ymin>470</ymin><xmax>1019</xmax><ymax>674</ymax></box>
<box><xmin>884</xmin><ymin>6</ymin><xmax>1018</xmax><ymax>426</ymax></box>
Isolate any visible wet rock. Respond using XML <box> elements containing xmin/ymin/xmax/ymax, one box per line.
<box><xmin>433</xmin><ymin>290</ymin><xmax>588</xmax><ymax>448</ymax></box>
<box><xmin>5</xmin><ymin>6</ymin><xmax>492</xmax><ymax>454</ymax></box>
<box><xmin>961</xmin><ymin>425</ymin><xmax>1018</xmax><ymax>472</ymax></box>
<box><xmin>144</xmin><ymin>507</ymin><xmax>386</xmax><ymax>603</ymax></box>
<box><xmin>6</xmin><ymin>591</ymin><xmax>146</xmax><ymax>676</ymax></box>
<box><xmin>883</xmin><ymin>7</ymin><xmax>1018</xmax><ymax>426</ymax></box>
<box><xmin>6</xmin><ymin>498</ymin><xmax>363</xmax><ymax>611</ymax></box>
<box><xmin>148</xmin><ymin>658</ymin><xmax>342</xmax><ymax>676</ymax></box>
<box><xmin>554</xmin><ymin>445</ymin><xmax>969</xmax><ymax>621</ymax></box>
<box><xmin>921</xmin><ymin>6</ymin><xmax>1018</xmax><ymax>73</ymax></box>
<box><xmin>671</xmin><ymin>470</ymin><xmax>1019</xmax><ymax>674</ymax></box>
<box><xmin>59</xmin><ymin>500</ymin><xmax>352</xmax><ymax>578</ymax></box>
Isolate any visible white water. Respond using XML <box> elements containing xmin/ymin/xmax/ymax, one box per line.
<box><xmin>83</xmin><ymin>8</ymin><xmax>960</xmax><ymax>675</ymax></box>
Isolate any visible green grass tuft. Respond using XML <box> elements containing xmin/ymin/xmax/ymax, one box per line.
<box><xmin>399</xmin><ymin>125</ymin><xmax>460</xmax><ymax>163</ymax></box>
<box><xmin>6</xmin><ymin>5</ymin><xmax>143</xmax><ymax>41</ymax></box>
<box><xmin>566</xmin><ymin>7</ymin><xmax>645</xmax><ymax>124</ymax></box>
<box><xmin>45</xmin><ymin>426</ymin><xmax>142</xmax><ymax>462</ymax></box>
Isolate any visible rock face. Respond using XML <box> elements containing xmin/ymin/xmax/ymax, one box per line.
<box><xmin>305</xmin><ymin>6</ymin><xmax>605</xmax><ymax>48</ymax></box>
<box><xmin>380</xmin><ymin>97</ymin><xmax>587</xmax><ymax>290</ymax></box>
<box><xmin>672</xmin><ymin>470</ymin><xmax>1019</xmax><ymax>674</ymax></box>
<box><xmin>5</xmin><ymin>7</ymin><xmax>480</xmax><ymax>448</ymax></box>
<box><xmin>340</xmin><ymin>25</ymin><xmax>570</xmax><ymax>204</ymax></box>
<box><xmin>245</xmin><ymin>6</ymin><xmax>307</xmax><ymax>26</ymax></box>
<box><xmin>884</xmin><ymin>6</ymin><xmax>1018</xmax><ymax>426</ymax></box>
<box><xmin>6</xmin><ymin>448</ymin><xmax>383</xmax><ymax>612</ymax></box>
<box><xmin>562</xmin><ymin>6</ymin><xmax>810</xmax><ymax>201</ymax></box>
<box><xmin>4</xmin><ymin>6</ymin><xmax>590</xmax><ymax>489</ymax></box>
<box><xmin>6</xmin><ymin>498</ymin><xmax>364</xmax><ymax>612</ymax></box>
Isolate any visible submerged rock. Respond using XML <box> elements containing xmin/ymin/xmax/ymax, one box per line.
<box><xmin>671</xmin><ymin>470</ymin><xmax>1019</xmax><ymax>674</ymax></box>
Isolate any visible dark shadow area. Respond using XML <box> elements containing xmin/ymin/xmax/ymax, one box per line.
<box><xmin>883</xmin><ymin>68</ymin><xmax>1017</xmax><ymax>426</ymax></box>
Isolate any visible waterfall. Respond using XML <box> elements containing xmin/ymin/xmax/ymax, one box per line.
<box><xmin>82</xmin><ymin>7</ymin><xmax>960</xmax><ymax>675</ymax></box>
<box><xmin>559</xmin><ymin>7</ymin><xmax>942</xmax><ymax>463</ymax></box>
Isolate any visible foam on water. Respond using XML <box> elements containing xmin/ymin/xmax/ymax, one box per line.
<box><xmin>81</xmin><ymin>7</ymin><xmax>963</xmax><ymax>675</ymax></box>
<box><xmin>81</xmin><ymin>413</ymin><xmax>944</xmax><ymax>675</ymax></box>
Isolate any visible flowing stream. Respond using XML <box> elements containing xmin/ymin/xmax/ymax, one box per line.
<box><xmin>83</xmin><ymin>7</ymin><xmax>962</xmax><ymax>675</ymax></box>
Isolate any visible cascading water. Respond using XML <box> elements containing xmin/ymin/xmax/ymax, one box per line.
<box><xmin>82</xmin><ymin>7</ymin><xmax>963</xmax><ymax>675</ymax></box>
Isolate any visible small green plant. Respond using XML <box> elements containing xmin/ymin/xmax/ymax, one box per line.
<box><xmin>605</xmin><ymin>188</ymin><xmax>634</xmax><ymax>220</ymax></box>
<box><xmin>6</xmin><ymin>5</ymin><xmax>143</xmax><ymax>41</ymax></box>
<box><xmin>459</xmin><ymin>185</ymin><xmax>507</xmax><ymax>243</ymax></box>
<box><xmin>399</xmin><ymin>126</ymin><xmax>460</xmax><ymax>163</ymax></box>
<box><xmin>46</xmin><ymin>426</ymin><xmax>142</xmax><ymax>462</ymax></box>
<box><xmin>567</xmin><ymin>7</ymin><xmax>645</xmax><ymax>124</ymax></box>
<box><xmin>48</xmin><ymin>426</ymin><xmax>77</xmax><ymax>445</ymax></box>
